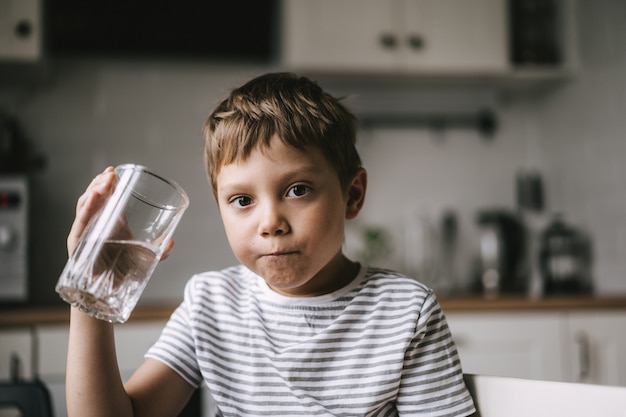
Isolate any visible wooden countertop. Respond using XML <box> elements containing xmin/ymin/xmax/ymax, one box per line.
<box><xmin>2</xmin><ymin>295</ymin><xmax>626</xmax><ymax>328</ymax></box>
<box><xmin>439</xmin><ymin>294</ymin><xmax>626</xmax><ymax>312</ymax></box>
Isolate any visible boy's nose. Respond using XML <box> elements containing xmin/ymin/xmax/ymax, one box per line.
<box><xmin>258</xmin><ymin>203</ymin><xmax>289</xmax><ymax>236</ymax></box>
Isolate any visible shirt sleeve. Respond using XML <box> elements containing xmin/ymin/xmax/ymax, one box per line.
<box><xmin>145</xmin><ymin>277</ymin><xmax>203</xmax><ymax>388</ymax></box>
<box><xmin>396</xmin><ymin>291</ymin><xmax>476</xmax><ymax>417</ymax></box>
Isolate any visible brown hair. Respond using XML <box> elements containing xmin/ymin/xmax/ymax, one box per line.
<box><xmin>203</xmin><ymin>72</ymin><xmax>361</xmax><ymax>197</ymax></box>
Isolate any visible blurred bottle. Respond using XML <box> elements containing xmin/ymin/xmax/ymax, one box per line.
<box><xmin>516</xmin><ymin>169</ymin><xmax>548</xmax><ymax>297</ymax></box>
<box><xmin>436</xmin><ymin>210</ymin><xmax>459</xmax><ymax>295</ymax></box>
<box><xmin>404</xmin><ymin>209</ymin><xmax>439</xmax><ymax>289</ymax></box>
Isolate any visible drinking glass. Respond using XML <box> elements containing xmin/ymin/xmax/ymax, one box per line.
<box><xmin>56</xmin><ymin>164</ymin><xmax>189</xmax><ymax>323</ymax></box>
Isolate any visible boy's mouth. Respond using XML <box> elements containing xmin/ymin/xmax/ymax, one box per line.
<box><xmin>263</xmin><ymin>250</ymin><xmax>298</xmax><ymax>257</ymax></box>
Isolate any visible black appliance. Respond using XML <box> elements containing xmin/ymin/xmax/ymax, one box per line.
<box><xmin>539</xmin><ymin>214</ymin><xmax>593</xmax><ymax>294</ymax></box>
<box><xmin>509</xmin><ymin>0</ymin><xmax>561</xmax><ymax>65</ymax></box>
<box><xmin>0</xmin><ymin>176</ymin><xmax>28</xmax><ymax>302</ymax></box>
<box><xmin>474</xmin><ymin>209</ymin><xmax>527</xmax><ymax>295</ymax></box>
<box><xmin>0</xmin><ymin>110</ymin><xmax>44</xmax><ymax>303</ymax></box>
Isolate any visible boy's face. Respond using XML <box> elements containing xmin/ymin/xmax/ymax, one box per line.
<box><xmin>216</xmin><ymin>135</ymin><xmax>366</xmax><ymax>297</ymax></box>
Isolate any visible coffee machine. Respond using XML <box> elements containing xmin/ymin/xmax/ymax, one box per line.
<box><xmin>473</xmin><ymin>209</ymin><xmax>527</xmax><ymax>296</ymax></box>
<box><xmin>0</xmin><ymin>176</ymin><xmax>28</xmax><ymax>302</ymax></box>
<box><xmin>0</xmin><ymin>110</ymin><xmax>44</xmax><ymax>303</ymax></box>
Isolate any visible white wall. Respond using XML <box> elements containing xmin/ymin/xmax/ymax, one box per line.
<box><xmin>351</xmin><ymin>0</ymin><xmax>626</xmax><ymax>295</ymax></box>
<box><xmin>537</xmin><ymin>0</ymin><xmax>626</xmax><ymax>293</ymax></box>
<box><xmin>0</xmin><ymin>60</ymin><xmax>532</xmax><ymax>303</ymax></box>
<box><xmin>1</xmin><ymin>0</ymin><xmax>625</xmax><ymax>305</ymax></box>
<box><xmin>344</xmin><ymin>106</ymin><xmax>532</xmax><ymax>291</ymax></box>
<box><xmin>0</xmin><ymin>61</ymin><xmax>279</xmax><ymax>304</ymax></box>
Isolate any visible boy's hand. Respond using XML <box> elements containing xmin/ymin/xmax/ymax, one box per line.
<box><xmin>67</xmin><ymin>167</ymin><xmax>117</xmax><ymax>257</ymax></box>
<box><xmin>67</xmin><ymin>166</ymin><xmax>175</xmax><ymax>260</ymax></box>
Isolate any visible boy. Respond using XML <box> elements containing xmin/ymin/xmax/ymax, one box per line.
<box><xmin>65</xmin><ymin>72</ymin><xmax>475</xmax><ymax>416</ymax></box>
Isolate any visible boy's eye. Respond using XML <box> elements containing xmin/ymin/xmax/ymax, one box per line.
<box><xmin>287</xmin><ymin>184</ymin><xmax>311</xmax><ymax>198</ymax></box>
<box><xmin>231</xmin><ymin>195</ymin><xmax>253</xmax><ymax>207</ymax></box>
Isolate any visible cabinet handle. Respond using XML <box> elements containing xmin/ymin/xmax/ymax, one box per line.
<box><xmin>14</xmin><ymin>19</ymin><xmax>33</xmax><ymax>39</ymax></box>
<box><xmin>10</xmin><ymin>353</ymin><xmax>21</xmax><ymax>382</ymax></box>
<box><xmin>575</xmin><ymin>332</ymin><xmax>590</xmax><ymax>382</ymax></box>
<box><xmin>379</xmin><ymin>33</ymin><xmax>398</xmax><ymax>49</ymax></box>
<box><xmin>407</xmin><ymin>34</ymin><xmax>425</xmax><ymax>50</ymax></box>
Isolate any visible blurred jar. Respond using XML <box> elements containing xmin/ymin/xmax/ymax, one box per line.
<box><xmin>539</xmin><ymin>214</ymin><xmax>593</xmax><ymax>294</ymax></box>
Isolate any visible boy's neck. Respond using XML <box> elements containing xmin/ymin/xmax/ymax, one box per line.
<box><xmin>267</xmin><ymin>256</ymin><xmax>361</xmax><ymax>297</ymax></box>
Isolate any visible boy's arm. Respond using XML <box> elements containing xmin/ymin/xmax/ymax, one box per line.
<box><xmin>66</xmin><ymin>307</ymin><xmax>132</xmax><ymax>417</ymax></box>
<box><xmin>64</xmin><ymin>167</ymin><xmax>131</xmax><ymax>416</ymax></box>
<box><xmin>65</xmin><ymin>168</ymin><xmax>193</xmax><ymax>417</ymax></box>
<box><xmin>125</xmin><ymin>357</ymin><xmax>197</xmax><ymax>416</ymax></box>
<box><xmin>66</xmin><ymin>308</ymin><xmax>196</xmax><ymax>417</ymax></box>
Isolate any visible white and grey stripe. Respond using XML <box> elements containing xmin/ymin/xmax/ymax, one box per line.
<box><xmin>146</xmin><ymin>265</ymin><xmax>475</xmax><ymax>416</ymax></box>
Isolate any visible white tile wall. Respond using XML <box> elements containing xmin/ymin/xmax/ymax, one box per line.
<box><xmin>537</xmin><ymin>0</ymin><xmax>626</xmax><ymax>293</ymax></box>
<box><xmin>345</xmin><ymin>114</ymin><xmax>531</xmax><ymax>290</ymax></box>
<box><xmin>0</xmin><ymin>61</ymin><xmax>274</xmax><ymax>305</ymax></box>
<box><xmin>0</xmin><ymin>0</ymin><xmax>625</xmax><ymax>305</ymax></box>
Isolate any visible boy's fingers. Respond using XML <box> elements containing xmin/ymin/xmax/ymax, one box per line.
<box><xmin>160</xmin><ymin>239</ymin><xmax>175</xmax><ymax>261</ymax></box>
<box><xmin>67</xmin><ymin>167</ymin><xmax>116</xmax><ymax>256</ymax></box>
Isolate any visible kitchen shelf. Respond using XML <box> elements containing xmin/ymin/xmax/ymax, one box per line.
<box><xmin>2</xmin><ymin>295</ymin><xmax>626</xmax><ymax>327</ymax></box>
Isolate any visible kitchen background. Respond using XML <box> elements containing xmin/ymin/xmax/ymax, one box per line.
<box><xmin>2</xmin><ymin>1</ymin><xmax>626</xmax><ymax>416</ymax></box>
<box><xmin>0</xmin><ymin>0</ymin><xmax>625</xmax><ymax>305</ymax></box>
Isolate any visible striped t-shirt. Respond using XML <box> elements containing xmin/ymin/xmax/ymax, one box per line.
<box><xmin>146</xmin><ymin>264</ymin><xmax>475</xmax><ymax>416</ymax></box>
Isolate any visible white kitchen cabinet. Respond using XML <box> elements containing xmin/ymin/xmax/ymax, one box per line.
<box><xmin>0</xmin><ymin>328</ymin><xmax>33</xmax><ymax>380</ymax></box>
<box><xmin>35</xmin><ymin>326</ymin><xmax>68</xmax><ymax>417</ymax></box>
<box><xmin>402</xmin><ymin>0</ymin><xmax>507</xmax><ymax>72</ymax></box>
<box><xmin>0</xmin><ymin>0</ymin><xmax>42</xmax><ymax>62</ymax></box>
<box><xmin>564</xmin><ymin>312</ymin><xmax>626</xmax><ymax>386</ymax></box>
<box><xmin>446</xmin><ymin>312</ymin><xmax>565</xmax><ymax>382</ymax></box>
<box><xmin>447</xmin><ymin>310</ymin><xmax>626</xmax><ymax>387</ymax></box>
<box><xmin>36</xmin><ymin>321</ymin><xmax>166</xmax><ymax>381</ymax></box>
<box><xmin>35</xmin><ymin>326</ymin><xmax>68</xmax><ymax>380</ymax></box>
<box><xmin>35</xmin><ymin>322</ymin><xmax>167</xmax><ymax>417</ymax></box>
<box><xmin>282</xmin><ymin>0</ymin><xmax>508</xmax><ymax>74</ymax></box>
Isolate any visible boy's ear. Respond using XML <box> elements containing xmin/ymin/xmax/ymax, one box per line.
<box><xmin>346</xmin><ymin>168</ymin><xmax>367</xmax><ymax>219</ymax></box>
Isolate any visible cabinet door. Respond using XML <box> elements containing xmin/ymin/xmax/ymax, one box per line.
<box><xmin>37</xmin><ymin>322</ymin><xmax>167</xmax><ymax>417</ymax></box>
<box><xmin>445</xmin><ymin>312</ymin><xmax>565</xmax><ymax>382</ymax></box>
<box><xmin>282</xmin><ymin>0</ymin><xmax>398</xmax><ymax>72</ymax></box>
<box><xmin>565</xmin><ymin>312</ymin><xmax>626</xmax><ymax>386</ymax></box>
<box><xmin>114</xmin><ymin>321</ymin><xmax>167</xmax><ymax>380</ymax></box>
<box><xmin>281</xmin><ymin>0</ymin><xmax>508</xmax><ymax>74</ymax></box>
<box><xmin>0</xmin><ymin>328</ymin><xmax>33</xmax><ymax>379</ymax></box>
<box><xmin>402</xmin><ymin>0</ymin><xmax>508</xmax><ymax>72</ymax></box>
<box><xmin>0</xmin><ymin>0</ymin><xmax>42</xmax><ymax>62</ymax></box>
<box><xmin>36</xmin><ymin>326</ymin><xmax>70</xmax><ymax>417</ymax></box>
<box><xmin>37</xmin><ymin>322</ymin><xmax>166</xmax><ymax>381</ymax></box>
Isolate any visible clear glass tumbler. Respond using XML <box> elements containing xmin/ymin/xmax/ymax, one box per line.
<box><xmin>56</xmin><ymin>164</ymin><xmax>189</xmax><ymax>323</ymax></box>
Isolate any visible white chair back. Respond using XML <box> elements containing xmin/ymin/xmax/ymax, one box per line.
<box><xmin>464</xmin><ymin>373</ymin><xmax>626</xmax><ymax>417</ymax></box>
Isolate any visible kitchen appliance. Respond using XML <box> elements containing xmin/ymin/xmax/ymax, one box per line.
<box><xmin>474</xmin><ymin>209</ymin><xmax>527</xmax><ymax>296</ymax></box>
<box><xmin>509</xmin><ymin>0</ymin><xmax>561</xmax><ymax>65</ymax></box>
<box><xmin>539</xmin><ymin>214</ymin><xmax>593</xmax><ymax>294</ymax></box>
<box><xmin>0</xmin><ymin>110</ymin><xmax>44</xmax><ymax>303</ymax></box>
<box><xmin>0</xmin><ymin>175</ymin><xmax>28</xmax><ymax>302</ymax></box>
